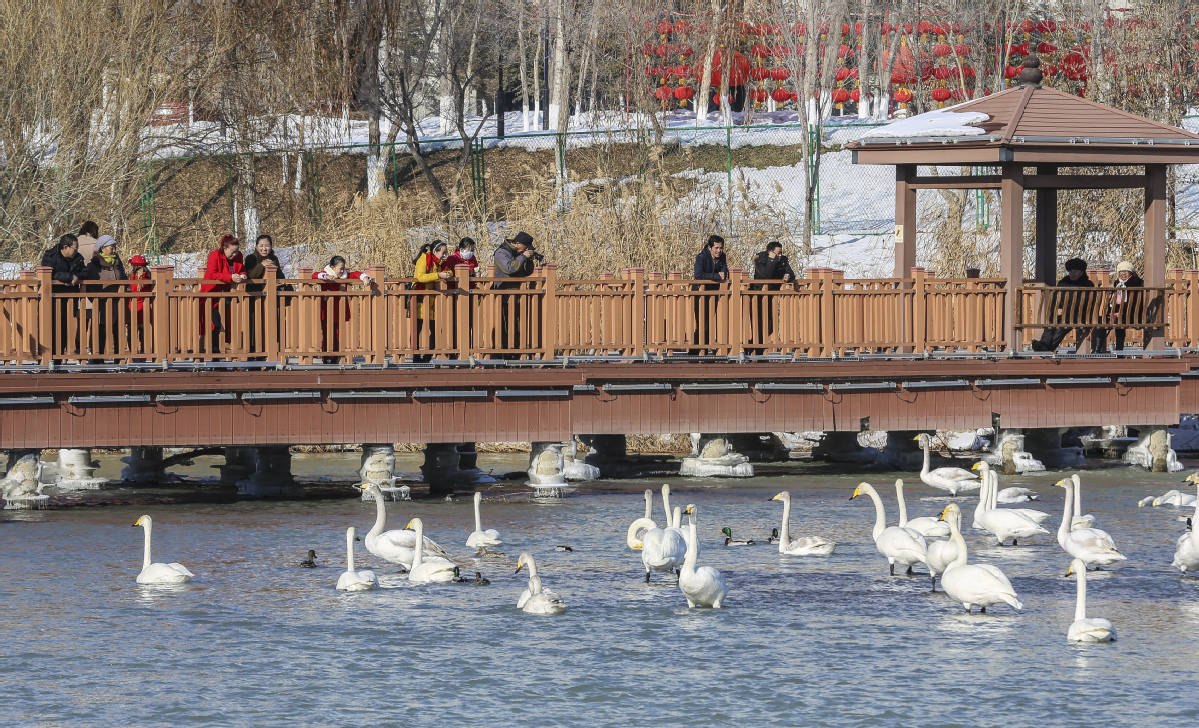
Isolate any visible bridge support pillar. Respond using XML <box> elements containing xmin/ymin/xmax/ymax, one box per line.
<box><xmin>811</xmin><ymin>431</ymin><xmax>877</xmax><ymax>464</ymax></box>
<box><xmin>528</xmin><ymin>441</ymin><xmax>570</xmax><ymax>496</ymax></box>
<box><xmin>219</xmin><ymin>447</ymin><xmax>256</xmax><ymax>487</ymax></box>
<box><xmin>579</xmin><ymin>434</ymin><xmax>628</xmax><ymax>476</ymax></box>
<box><xmin>562</xmin><ymin>439</ymin><xmax>600</xmax><ymax>481</ymax></box>
<box><xmin>871</xmin><ymin>430</ymin><xmax>925</xmax><ymax>470</ymax></box>
<box><xmin>983</xmin><ymin>430</ymin><xmax>1043</xmax><ymax>474</ymax></box>
<box><xmin>680</xmin><ymin>434</ymin><xmax>753</xmax><ymax>477</ymax></box>
<box><xmin>121</xmin><ymin>447</ymin><xmax>168</xmax><ymax>485</ymax></box>
<box><xmin>2</xmin><ymin>449</ymin><xmax>46</xmax><ymax>507</ymax></box>
<box><xmin>421</xmin><ymin>442</ymin><xmax>494</xmax><ymax>497</ymax></box>
<box><xmin>456</xmin><ymin>443</ymin><xmax>496</xmax><ymax>485</ymax></box>
<box><xmin>54</xmin><ymin>448</ymin><xmax>106</xmax><ymax>491</ymax></box>
<box><xmin>727</xmin><ymin>433</ymin><xmax>792</xmax><ymax>462</ymax></box>
<box><xmin>359</xmin><ymin>444</ymin><xmax>409</xmax><ymax>501</ymax></box>
<box><xmin>1124</xmin><ymin>425</ymin><xmax>1183</xmax><ymax>472</ymax></box>
<box><xmin>237</xmin><ymin>446</ymin><xmax>301</xmax><ymax>497</ymax></box>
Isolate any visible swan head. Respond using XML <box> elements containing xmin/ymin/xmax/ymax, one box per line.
<box><xmin>1065</xmin><ymin>558</ymin><xmax>1085</xmax><ymax>577</ymax></box>
<box><xmin>912</xmin><ymin>434</ymin><xmax>925</xmax><ymax>442</ymax></box>
<box><xmin>515</xmin><ymin>552</ymin><xmax>533</xmax><ymax>573</ymax></box>
<box><xmin>849</xmin><ymin>482</ymin><xmax>871</xmax><ymax>500</ymax></box>
<box><xmin>474</xmin><ymin>491</ymin><xmax>482</xmax><ymax>503</ymax></box>
<box><xmin>131</xmin><ymin>514</ymin><xmax>151</xmax><ymax>528</ymax></box>
<box><xmin>769</xmin><ymin>491</ymin><xmax>789</xmax><ymax>503</ymax></box>
<box><xmin>970</xmin><ymin>461</ymin><xmax>988</xmax><ymax>472</ymax></box>
<box><xmin>404</xmin><ymin>517</ymin><xmax>423</xmax><ymax>531</ymax></box>
<box><xmin>661</xmin><ymin>483</ymin><xmax>671</xmax><ymax>497</ymax></box>
<box><xmin>938</xmin><ymin>503</ymin><xmax>961</xmax><ymax>521</ymax></box>
<box><xmin>1184</xmin><ymin>473</ymin><xmax>1199</xmax><ymax>484</ymax></box>
<box><xmin>1053</xmin><ymin>478</ymin><xmax>1070</xmax><ymax>488</ymax></box>
<box><xmin>685</xmin><ymin>504</ymin><xmax>697</xmax><ymax>515</ymax></box>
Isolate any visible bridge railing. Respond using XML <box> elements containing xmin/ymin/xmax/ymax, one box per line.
<box><xmin>9</xmin><ymin>264</ymin><xmax>1199</xmax><ymax>364</ymax></box>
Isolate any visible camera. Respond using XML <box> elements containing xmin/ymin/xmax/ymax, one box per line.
<box><xmin>530</xmin><ymin>251</ymin><xmax>546</xmax><ymax>263</ymax></box>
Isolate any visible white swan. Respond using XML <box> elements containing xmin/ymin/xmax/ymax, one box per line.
<box><xmin>627</xmin><ymin>489</ymin><xmax>657</xmax><ymax>550</ymax></box>
<box><xmin>1153</xmin><ymin>482</ymin><xmax>1198</xmax><ymax>508</ymax></box>
<box><xmin>1055</xmin><ymin>478</ymin><xmax>1126</xmax><ymax>569</ymax></box>
<box><xmin>131</xmin><ymin>515</ymin><xmax>194</xmax><ymax>585</ymax></box>
<box><xmin>358</xmin><ymin>484</ymin><xmax>451</xmax><ymax>567</ymax></box>
<box><xmin>661</xmin><ymin>485</ymin><xmax>691</xmax><ymax>548</ymax></box>
<box><xmin>404</xmin><ymin>518</ymin><xmax>457</xmax><ymax>583</ymax></box>
<box><xmin>1068</xmin><ymin>474</ymin><xmax>1096</xmax><ymax>529</ymax></box>
<box><xmin>914</xmin><ymin>434</ymin><xmax>980</xmax><ymax>495</ymax></box>
<box><xmin>466</xmin><ymin>491</ymin><xmax>502</xmax><ymax>550</ymax></box>
<box><xmin>1066</xmin><ymin>558</ymin><xmax>1116</xmax><ymax>643</ymax></box>
<box><xmin>849</xmin><ymin>482</ymin><xmax>926</xmax><ymax>575</ymax></box>
<box><xmin>1173</xmin><ymin>515</ymin><xmax>1199</xmax><ymax>573</ymax></box>
<box><xmin>996</xmin><ymin>486</ymin><xmax>1038</xmax><ymax>504</ymax></box>
<box><xmin>336</xmin><ymin>526</ymin><xmax>378</xmax><ymax>591</ymax></box>
<box><xmin>515</xmin><ymin>552</ymin><xmax>566</xmax><ymax>615</ymax></box>
<box><xmin>629</xmin><ymin>516</ymin><xmax>686</xmax><ymax>583</ymax></box>
<box><xmin>769</xmin><ymin>491</ymin><xmax>835</xmax><ymax>555</ymax></box>
<box><xmin>679</xmin><ymin>504</ymin><xmax>729</xmax><ymax>608</ymax></box>
<box><xmin>974</xmin><ymin>469</ymin><xmax>1048</xmax><ymax>546</ymax></box>
<box><xmin>894</xmin><ymin>478</ymin><xmax>950</xmax><ymax>539</ymax></box>
<box><xmin>936</xmin><ymin>504</ymin><xmax>1022</xmax><ymax>613</ymax></box>
<box><xmin>926</xmin><ymin>503</ymin><xmax>963</xmax><ymax>591</ymax></box>
<box><xmin>972</xmin><ymin>462</ymin><xmax>1050</xmax><ymax>525</ymax></box>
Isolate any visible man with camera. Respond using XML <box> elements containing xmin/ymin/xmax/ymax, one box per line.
<box><xmin>492</xmin><ymin>231</ymin><xmax>542</xmax><ymax>357</ymax></box>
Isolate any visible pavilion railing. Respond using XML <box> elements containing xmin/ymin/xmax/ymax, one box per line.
<box><xmin>5</xmin><ymin>264</ymin><xmax>1198</xmax><ymax>365</ymax></box>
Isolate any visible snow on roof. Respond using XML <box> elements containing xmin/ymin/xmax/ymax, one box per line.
<box><xmin>859</xmin><ymin>107</ymin><xmax>990</xmax><ymax>140</ymax></box>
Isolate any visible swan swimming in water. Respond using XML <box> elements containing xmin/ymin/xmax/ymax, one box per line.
<box><xmin>358</xmin><ymin>484</ymin><xmax>451</xmax><ymax>568</ymax></box>
<box><xmin>335</xmin><ymin>527</ymin><xmax>378</xmax><ymax>592</ymax></box>
<box><xmin>971</xmin><ymin>462</ymin><xmax>1050</xmax><ymax>525</ymax></box>
<box><xmin>936</xmin><ymin>504</ymin><xmax>1022</xmax><ymax>614</ymax></box>
<box><xmin>465</xmin><ymin>491</ymin><xmax>502</xmax><ymax>550</ymax></box>
<box><xmin>679</xmin><ymin>504</ymin><xmax>729</xmax><ymax>608</ymax></box>
<box><xmin>1066</xmin><ymin>558</ymin><xmax>1115</xmax><ymax>643</ymax></box>
<box><xmin>914</xmin><ymin>434</ymin><xmax>980</xmax><ymax>495</ymax></box>
<box><xmin>404</xmin><ymin>518</ymin><xmax>457</xmax><ymax>584</ymax></box>
<box><xmin>849</xmin><ymin>482</ymin><xmax>926</xmax><ymax>575</ymax></box>
<box><xmin>893</xmin><ymin>478</ymin><xmax>950</xmax><ymax>539</ymax></box>
<box><xmin>770</xmin><ymin>491</ymin><xmax>835</xmax><ymax>555</ymax></box>
<box><xmin>1055</xmin><ymin>478</ymin><xmax>1125</xmax><ymax>569</ymax></box>
<box><xmin>1173</xmin><ymin>515</ymin><xmax>1199</xmax><ymax>574</ymax></box>
<box><xmin>515</xmin><ymin>552</ymin><xmax>566</xmax><ymax>615</ymax></box>
<box><xmin>131</xmin><ymin>515</ymin><xmax>194</xmax><ymax>585</ymax></box>
<box><xmin>626</xmin><ymin>489</ymin><xmax>657</xmax><ymax>551</ymax></box>
<box><xmin>972</xmin><ymin>469</ymin><xmax>1048</xmax><ymax>546</ymax></box>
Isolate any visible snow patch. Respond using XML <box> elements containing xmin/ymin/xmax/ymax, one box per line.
<box><xmin>859</xmin><ymin>108</ymin><xmax>990</xmax><ymax>140</ymax></box>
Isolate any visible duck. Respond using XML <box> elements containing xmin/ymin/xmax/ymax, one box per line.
<box><xmin>358</xmin><ymin>484</ymin><xmax>452</xmax><ymax>568</ymax></box>
<box><xmin>1054</xmin><ymin>477</ymin><xmax>1126</xmax><ymax>569</ymax></box>
<box><xmin>335</xmin><ymin>526</ymin><xmax>378</xmax><ymax>592</ymax></box>
<box><xmin>404</xmin><ymin>518</ymin><xmax>457</xmax><ymax>583</ymax></box>
<box><xmin>926</xmin><ymin>503</ymin><xmax>964</xmax><ymax>592</ymax></box>
<box><xmin>720</xmin><ymin>527</ymin><xmax>755</xmax><ymax>546</ymax></box>
<box><xmin>475</xmin><ymin>547</ymin><xmax>506</xmax><ymax>559</ymax></box>
<box><xmin>515</xmin><ymin>552</ymin><xmax>566</xmax><ymax>615</ymax></box>
<box><xmin>849</xmin><ymin>482</ymin><xmax>926</xmax><ymax>575</ymax></box>
<box><xmin>465</xmin><ymin>491</ymin><xmax>502</xmax><ymax>550</ymax></box>
<box><xmin>1066</xmin><ymin>558</ymin><xmax>1116</xmax><ymax>643</ymax></box>
<box><xmin>894</xmin><ymin>478</ymin><xmax>950</xmax><ymax>539</ymax></box>
<box><xmin>770</xmin><ymin>491</ymin><xmax>836</xmax><ymax>555</ymax></box>
<box><xmin>936</xmin><ymin>504</ymin><xmax>1022</xmax><ymax>614</ymax></box>
<box><xmin>453</xmin><ymin>567</ymin><xmax>491</xmax><ymax>585</ymax></box>
<box><xmin>555</xmin><ymin>545</ymin><xmax>573</xmax><ymax>552</ymax></box>
<box><xmin>299</xmin><ymin>549</ymin><xmax>318</xmax><ymax>568</ymax></box>
<box><xmin>767</xmin><ymin>528</ymin><xmax>780</xmax><ymax>545</ymax></box>
<box><xmin>679</xmin><ymin>504</ymin><xmax>729</xmax><ymax>608</ymax></box>
<box><xmin>1173</xmin><ymin>516</ymin><xmax>1199</xmax><ymax>574</ymax></box>
<box><xmin>130</xmin><ymin>515</ymin><xmax>194</xmax><ymax>585</ymax></box>
<box><xmin>973</xmin><ymin>468</ymin><xmax>1048</xmax><ymax>546</ymax></box>
<box><xmin>914</xmin><ymin>434</ymin><xmax>980</xmax><ymax>495</ymax></box>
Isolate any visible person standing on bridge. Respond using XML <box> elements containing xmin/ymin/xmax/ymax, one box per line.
<box><xmin>750</xmin><ymin>241</ymin><xmax>796</xmax><ymax>352</ymax></box>
<box><xmin>1091</xmin><ymin>261</ymin><xmax>1144</xmax><ymax>354</ymax></box>
<box><xmin>444</xmin><ymin>238</ymin><xmax>478</xmax><ymax>290</ymax></box>
<box><xmin>313</xmin><ymin>255</ymin><xmax>374</xmax><ymax>362</ymax></box>
<box><xmin>410</xmin><ymin>240</ymin><xmax>452</xmax><ymax>361</ymax></box>
<box><xmin>244</xmin><ymin>234</ymin><xmax>284</xmax><ymax>354</ymax></box>
<box><xmin>41</xmin><ymin>233</ymin><xmax>86</xmax><ymax>356</ymax></box>
<box><xmin>200</xmin><ymin>234</ymin><xmax>247</xmax><ymax>356</ymax></box>
<box><xmin>692</xmin><ymin>235</ymin><xmax>729</xmax><ymax>353</ymax></box>
<box><xmin>493</xmin><ymin>231</ymin><xmax>538</xmax><ymax>357</ymax></box>
<box><xmin>127</xmin><ymin>254</ymin><xmax>151</xmax><ymax>355</ymax></box>
<box><xmin>84</xmin><ymin>235</ymin><xmax>127</xmax><ymax>357</ymax></box>
<box><xmin>1031</xmin><ymin>257</ymin><xmax>1094</xmax><ymax>352</ymax></box>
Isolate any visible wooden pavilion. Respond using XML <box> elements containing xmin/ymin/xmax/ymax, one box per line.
<box><xmin>848</xmin><ymin>57</ymin><xmax>1199</xmax><ymax>349</ymax></box>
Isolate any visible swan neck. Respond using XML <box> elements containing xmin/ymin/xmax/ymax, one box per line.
<box><xmin>474</xmin><ymin>494</ymin><xmax>483</xmax><ymax>532</ymax></box>
<box><xmin>921</xmin><ymin>439</ymin><xmax>930</xmax><ymax>476</ymax></box>
<box><xmin>672</xmin><ymin>506</ymin><xmax>681</xmax><ymax>529</ymax></box>
<box><xmin>865</xmin><ymin>487</ymin><xmax>886</xmax><ymax>540</ymax></box>
<box><xmin>946</xmin><ymin>513</ymin><xmax>968</xmax><ymax>568</ymax></box>
<box><xmin>779</xmin><ymin>495</ymin><xmax>791</xmax><ymax>546</ymax></box>
<box><xmin>1073</xmin><ymin>477</ymin><xmax>1082</xmax><ymax>519</ymax></box>
<box><xmin>369</xmin><ymin>489</ymin><xmax>386</xmax><ymax>537</ymax></box>
<box><xmin>141</xmin><ymin>521</ymin><xmax>152</xmax><ymax>570</ymax></box>
<box><xmin>975</xmin><ymin>474</ymin><xmax>989</xmax><ymax>520</ymax></box>
<box><xmin>412</xmin><ymin>522</ymin><xmax>424</xmax><ymax>567</ymax></box>
<box><xmin>1075</xmin><ymin>564</ymin><xmax>1087</xmax><ymax>621</ymax></box>
<box><xmin>896</xmin><ymin>481</ymin><xmax>908</xmax><ymax>526</ymax></box>
<box><xmin>684</xmin><ymin>517</ymin><xmax>698</xmax><ymax>570</ymax></box>
<box><xmin>526</xmin><ymin>555</ymin><xmax>539</xmax><ymax>580</ymax></box>
<box><xmin>643</xmin><ymin>492</ymin><xmax>652</xmax><ymax>519</ymax></box>
<box><xmin>1058</xmin><ymin>481</ymin><xmax>1074</xmax><ymax>542</ymax></box>
<box><xmin>346</xmin><ymin>529</ymin><xmax>355</xmax><ymax>571</ymax></box>
<box><xmin>661</xmin><ymin>488</ymin><xmax>672</xmax><ymax>525</ymax></box>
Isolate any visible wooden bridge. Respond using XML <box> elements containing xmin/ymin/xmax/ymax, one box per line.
<box><xmin>2</xmin><ymin>265</ymin><xmax>1198</xmax><ymax>449</ymax></box>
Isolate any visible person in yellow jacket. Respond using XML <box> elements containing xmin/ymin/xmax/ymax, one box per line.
<box><xmin>411</xmin><ymin>240</ymin><xmax>452</xmax><ymax>361</ymax></box>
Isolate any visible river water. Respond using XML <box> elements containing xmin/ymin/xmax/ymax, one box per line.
<box><xmin>2</xmin><ymin>455</ymin><xmax>1198</xmax><ymax>727</ymax></box>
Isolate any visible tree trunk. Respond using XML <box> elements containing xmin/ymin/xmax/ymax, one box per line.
<box><xmin>517</xmin><ymin>1</ymin><xmax>531</xmax><ymax>130</ymax></box>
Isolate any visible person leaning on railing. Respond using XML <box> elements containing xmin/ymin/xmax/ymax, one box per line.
<box><xmin>200</xmin><ymin>234</ymin><xmax>248</xmax><ymax>355</ymax></box>
<box><xmin>411</xmin><ymin>240</ymin><xmax>452</xmax><ymax>362</ymax></box>
<box><xmin>83</xmin><ymin>235</ymin><xmax>127</xmax><ymax>356</ymax></box>
<box><xmin>750</xmin><ymin>241</ymin><xmax>796</xmax><ymax>351</ymax></box>
<box><xmin>127</xmin><ymin>254</ymin><xmax>151</xmax><ymax>355</ymax></box>
<box><xmin>492</xmin><ymin>231</ymin><xmax>539</xmax><ymax>358</ymax></box>
<box><xmin>692</xmin><ymin>234</ymin><xmax>729</xmax><ymax>353</ymax></box>
<box><xmin>312</xmin><ymin>255</ymin><xmax>373</xmax><ymax>361</ymax></box>
<box><xmin>1091</xmin><ymin>261</ymin><xmax>1143</xmax><ymax>354</ymax></box>
<box><xmin>244</xmin><ymin>234</ymin><xmax>284</xmax><ymax>355</ymax></box>
<box><xmin>1030</xmin><ymin>257</ymin><xmax>1094</xmax><ymax>352</ymax></box>
<box><xmin>443</xmin><ymin>237</ymin><xmax>478</xmax><ymax>290</ymax></box>
<box><xmin>41</xmin><ymin>233</ymin><xmax>86</xmax><ymax>356</ymax></box>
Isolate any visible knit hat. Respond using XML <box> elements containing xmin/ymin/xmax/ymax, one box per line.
<box><xmin>1115</xmin><ymin>261</ymin><xmax>1134</xmax><ymax>273</ymax></box>
<box><xmin>96</xmin><ymin>234</ymin><xmax>117</xmax><ymax>249</ymax></box>
<box><xmin>1064</xmin><ymin>257</ymin><xmax>1086</xmax><ymax>272</ymax></box>
<box><xmin>129</xmin><ymin>254</ymin><xmax>148</xmax><ymax>267</ymax></box>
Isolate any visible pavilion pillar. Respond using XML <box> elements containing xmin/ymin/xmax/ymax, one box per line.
<box><xmin>893</xmin><ymin>164</ymin><xmax>917</xmax><ymax>278</ymax></box>
<box><xmin>1145</xmin><ymin>164</ymin><xmax>1167</xmax><ymax>349</ymax></box>
<box><xmin>1001</xmin><ymin>165</ymin><xmax>1025</xmax><ymax>351</ymax></box>
<box><xmin>1034</xmin><ymin>165</ymin><xmax>1058</xmax><ymax>284</ymax></box>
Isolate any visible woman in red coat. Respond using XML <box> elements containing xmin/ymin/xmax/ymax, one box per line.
<box><xmin>200</xmin><ymin>234</ymin><xmax>247</xmax><ymax>354</ymax></box>
<box><xmin>442</xmin><ymin>237</ymin><xmax>478</xmax><ymax>290</ymax></box>
<box><xmin>312</xmin><ymin>255</ymin><xmax>374</xmax><ymax>358</ymax></box>
<box><xmin>127</xmin><ymin>255</ymin><xmax>151</xmax><ymax>352</ymax></box>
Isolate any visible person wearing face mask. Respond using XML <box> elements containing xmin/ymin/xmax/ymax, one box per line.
<box><xmin>312</xmin><ymin>255</ymin><xmax>374</xmax><ymax>361</ymax></box>
<box><xmin>410</xmin><ymin>240</ymin><xmax>453</xmax><ymax>361</ymax></box>
<box><xmin>443</xmin><ymin>237</ymin><xmax>478</xmax><ymax>290</ymax></box>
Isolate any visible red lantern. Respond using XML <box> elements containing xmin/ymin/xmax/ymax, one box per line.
<box><xmin>918</xmin><ymin>20</ymin><xmax>933</xmax><ymax>36</ymax></box>
<box><xmin>1036</xmin><ymin>20</ymin><xmax>1056</xmax><ymax>33</ymax></box>
<box><xmin>1043</xmin><ymin>64</ymin><xmax>1058</xmax><ymax>77</ymax></box>
<box><xmin>653</xmin><ymin>86</ymin><xmax>672</xmax><ymax>101</ymax></box>
<box><xmin>771</xmin><ymin>45</ymin><xmax>790</xmax><ymax>58</ymax></box>
<box><xmin>831</xmin><ymin>87</ymin><xmax>851</xmax><ymax>108</ymax></box>
<box><xmin>771</xmin><ymin>67</ymin><xmax>791</xmax><ymax>81</ymax></box>
<box><xmin>838</xmin><ymin>44</ymin><xmax>852</xmax><ymax>58</ymax></box>
<box><xmin>751</xmin><ymin>66</ymin><xmax>772</xmax><ymax>81</ymax></box>
<box><xmin>673</xmin><ymin>86</ymin><xmax>695</xmax><ymax>103</ymax></box>
<box><xmin>835</xmin><ymin>67</ymin><xmax>851</xmax><ymax>82</ymax></box>
<box><xmin>771</xmin><ymin>87</ymin><xmax>790</xmax><ymax>103</ymax></box>
<box><xmin>751</xmin><ymin>88</ymin><xmax>768</xmax><ymax>104</ymax></box>
<box><xmin>954</xmin><ymin>43</ymin><xmax>971</xmax><ymax>57</ymax></box>
<box><xmin>1038</xmin><ymin>42</ymin><xmax>1057</xmax><ymax>55</ymax></box>
<box><xmin>672</xmin><ymin>20</ymin><xmax>691</xmax><ymax>35</ymax></box>
<box><xmin>1018</xmin><ymin>20</ymin><xmax>1036</xmax><ymax>34</ymax></box>
<box><xmin>751</xmin><ymin>44</ymin><xmax>770</xmax><ymax>59</ymax></box>
<box><xmin>931</xmin><ymin>87</ymin><xmax>952</xmax><ymax>103</ymax></box>
<box><xmin>851</xmin><ymin>88</ymin><xmax>861</xmax><ymax>102</ymax></box>
<box><xmin>933</xmin><ymin>43</ymin><xmax>953</xmax><ymax>57</ymax></box>
<box><xmin>893</xmin><ymin>87</ymin><xmax>913</xmax><ymax>104</ymax></box>
<box><xmin>1004</xmin><ymin>65</ymin><xmax>1021</xmax><ymax>79</ymax></box>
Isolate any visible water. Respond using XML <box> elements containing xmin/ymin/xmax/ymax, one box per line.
<box><xmin>3</xmin><ymin>458</ymin><xmax>1199</xmax><ymax>727</ymax></box>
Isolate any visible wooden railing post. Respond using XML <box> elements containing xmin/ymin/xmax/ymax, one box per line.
<box><xmin>263</xmin><ymin>262</ymin><xmax>279</xmax><ymax>362</ymax></box>
<box><xmin>366</xmin><ymin>264</ymin><xmax>386</xmax><ymax>364</ymax></box>
<box><xmin>541</xmin><ymin>264</ymin><xmax>558</xmax><ymax>360</ymax></box>
<box><xmin>455</xmin><ymin>263</ymin><xmax>473</xmax><ymax>360</ymax></box>
<box><xmin>809</xmin><ymin>268</ymin><xmax>834</xmax><ymax>357</ymax></box>
<box><xmin>150</xmin><ymin>265</ymin><xmax>173</xmax><ymax>362</ymax></box>
<box><xmin>35</xmin><ymin>266</ymin><xmax>52</xmax><ymax>364</ymax></box>
<box><xmin>728</xmin><ymin>268</ymin><xmax>745</xmax><ymax>356</ymax></box>
<box><xmin>1188</xmin><ymin>270</ymin><xmax>1199</xmax><ymax>347</ymax></box>
<box><xmin>295</xmin><ymin>266</ymin><xmax>313</xmax><ymax>363</ymax></box>
<box><xmin>912</xmin><ymin>266</ymin><xmax>927</xmax><ymax>353</ymax></box>
<box><xmin>623</xmin><ymin>267</ymin><xmax>645</xmax><ymax>356</ymax></box>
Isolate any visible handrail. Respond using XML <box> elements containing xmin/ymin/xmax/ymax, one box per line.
<box><xmin>4</xmin><ymin>266</ymin><xmax>1197</xmax><ymax>365</ymax></box>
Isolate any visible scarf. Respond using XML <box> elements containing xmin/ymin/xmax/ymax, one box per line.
<box><xmin>99</xmin><ymin>251</ymin><xmax>117</xmax><ymax>266</ymax></box>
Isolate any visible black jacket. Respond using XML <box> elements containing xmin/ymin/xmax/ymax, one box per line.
<box><xmin>41</xmin><ymin>246</ymin><xmax>86</xmax><ymax>292</ymax></box>
<box><xmin>244</xmin><ymin>251</ymin><xmax>282</xmax><ymax>292</ymax></box>
<box><xmin>84</xmin><ymin>254</ymin><xmax>128</xmax><ymax>293</ymax></box>
<box><xmin>693</xmin><ymin>249</ymin><xmax>728</xmax><ymax>287</ymax></box>
<box><xmin>1051</xmin><ymin>271</ymin><xmax>1094</xmax><ymax>323</ymax></box>
<box><xmin>493</xmin><ymin>241</ymin><xmax>535</xmax><ymax>290</ymax></box>
<box><xmin>752</xmin><ymin>252</ymin><xmax>796</xmax><ymax>289</ymax></box>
